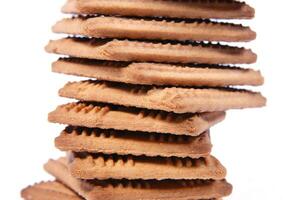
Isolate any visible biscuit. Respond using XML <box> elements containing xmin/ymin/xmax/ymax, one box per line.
<box><xmin>21</xmin><ymin>181</ymin><xmax>222</xmax><ymax>200</ymax></box>
<box><xmin>45</xmin><ymin>38</ymin><xmax>257</xmax><ymax>64</ymax></box>
<box><xmin>53</xmin><ymin>58</ymin><xmax>264</xmax><ymax>87</ymax></box>
<box><xmin>59</xmin><ymin>80</ymin><xmax>266</xmax><ymax>113</ymax></box>
<box><xmin>48</xmin><ymin>102</ymin><xmax>225</xmax><ymax>136</ymax></box>
<box><xmin>44</xmin><ymin>158</ymin><xmax>232</xmax><ymax>200</ymax></box>
<box><xmin>68</xmin><ymin>152</ymin><xmax>226</xmax><ymax>180</ymax></box>
<box><xmin>53</xmin><ymin>16</ymin><xmax>256</xmax><ymax>42</ymax></box>
<box><xmin>55</xmin><ymin>126</ymin><xmax>212</xmax><ymax>158</ymax></box>
<box><xmin>21</xmin><ymin>181</ymin><xmax>83</xmax><ymax>200</ymax></box>
<box><xmin>62</xmin><ymin>0</ymin><xmax>254</xmax><ymax>19</ymax></box>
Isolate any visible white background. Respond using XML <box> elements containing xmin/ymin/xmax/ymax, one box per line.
<box><xmin>0</xmin><ymin>0</ymin><xmax>300</xmax><ymax>199</ymax></box>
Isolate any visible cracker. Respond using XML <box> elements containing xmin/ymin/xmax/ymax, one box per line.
<box><xmin>45</xmin><ymin>38</ymin><xmax>257</xmax><ymax>64</ymax></box>
<box><xmin>53</xmin><ymin>16</ymin><xmax>256</xmax><ymax>42</ymax></box>
<box><xmin>44</xmin><ymin>158</ymin><xmax>232</xmax><ymax>200</ymax></box>
<box><xmin>53</xmin><ymin>58</ymin><xmax>264</xmax><ymax>87</ymax></box>
<box><xmin>56</xmin><ymin>126</ymin><xmax>212</xmax><ymax>158</ymax></box>
<box><xmin>48</xmin><ymin>102</ymin><xmax>225</xmax><ymax>136</ymax></box>
<box><xmin>68</xmin><ymin>152</ymin><xmax>226</xmax><ymax>180</ymax></box>
<box><xmin>62</xmin><ymin>0</ymin><xmax>254</xmax><ymax>19</ymax></box>
<box><xmin>21</xmin><ymin>181</ymin><xmax>221</xmax><ymax>200</ymax></box>
<box><xmin>59</xmin><ymin>80</ymin><xmax>266</xmax><ymax>113</ymax></box>
<box><xmin>21</xmin><ymin>181</ymin><xmax>83</xmax><ymax>200</ymax></box>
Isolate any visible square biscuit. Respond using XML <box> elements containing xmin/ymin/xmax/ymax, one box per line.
<box><xmin>62</xmin><ymin>0</ymin><xmax>254</xmax><ymax>19</ymax></box>
<box><xmin>68</xmin><ymin>152</ymin><xmax>227</xmax><ymax>180</ymax></box>
<box><xmin>45</xmin><ymin>38</ymin><xmax>257</xmax><ymax>64</ymax></box>
<box><xmin>48</xmin><ymin>102</ymin><xmax>225</xmax><ymax>136</ymax></box>
<box><xmin>56</xmin><ymin>126</ymin><xmax>212</xmax><ymax>158</ymax></box>
<box><xmin>53</xmin><ymin>58</ymin><xmax>264</xmax><ymax>87</ymax></box>
<box><xmin>59</xmin><ymin>80</ymin><xmax>266</xmax><ymax>113</ymax></box>
<box><xmin>53</xmin><ymin>16</ymin><xmax>256</xmax><ymax>42</ymax></box>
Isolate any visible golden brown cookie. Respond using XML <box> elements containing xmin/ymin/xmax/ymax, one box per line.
<box><xmin>56</xmin><ymin>126</ymin><xmax>212</xmax><ymax>158</ymax></box>
<box><xmin>53</xmin><ymin>16</ymin><xmax>256</xmax><ymax>42</ymax></box>
<box><xmin>21</xmin><ymin>180</ymin><xmax>222</xmax><ymax>200</ymax></box>
<box><xmin>62</xmin><ymin>0</ymin><xmax>254</xmax><ymax>19</ymax></box>
<box><xmin>68</xmin><ymin>152</ymin><xmax>226</xmax><ymax>180</ymax></box>
<box><xmin>59</xmin><ymin>80</ymin><xmax>266</xmax><ymax>113</ymax></box>
<box><xmin>48</xmin><ymin>102</ymin><xmax>226</xmax><ymax>136</ymax></box>
<box><xmin>53</xmin><ymin>58</ymin><xmax>264</xmax><ymax>87</ymax></box>
<box><xmin>45</xmin><ymin>38</ymin><xmax>257</xmax><ymax>64</ymax></box>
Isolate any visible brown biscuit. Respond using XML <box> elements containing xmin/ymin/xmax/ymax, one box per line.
<box><xmin>53</xmin><ymin>58</ymin><xmax>264</xmax><ymax>87</ymax></box>
<box><xmin>48</xmin><ymin>102</ymin><xmax>225</xmax><ymax>136</ymax></box>
<box><xmin>53</xmin><ymin>17</ymin><xmax>256</xmax><ymax>42</ymax></box>
<box><xmin>56</xmin><ymin>126</ymin><xmax>212</xmax><ymax>158</ymax></box>
<box><xmin>68</xmin><ymin>152</ymin><xmax>226</xmax><ymax>180</ymax></box>
<box><xmin>45</xmin><ymin>38</ymin><xmax>257</xmax><ymax>64</ymax></box>
<box><xmin>44</xmin><ymin>158</ymin><xmax>232</xmax><ymax>200</ymax></box>
<box><xmin>62</xmin><ymin>0</ymin><xmax>254</xmax><ymax>19</ymax></box>
<box><xmin>59</xmin><ymin>80</ymin><xmax>266</xmax><ymax>113</ymax></box>
<box><xmin>21</xmin><ymin>181</ymin><xmax>83</xmax><ymax>200</ymax></box>
<box><xmin>21</xmin><ymin>181</ymin><xmax>221</xmax><ymax>200</ymax></box>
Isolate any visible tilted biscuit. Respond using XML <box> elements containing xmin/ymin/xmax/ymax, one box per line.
<box><xmin>44</xmin><ymin>158</ymin><xmax>232</xmax><ymax>200</ymax></box>
<box><xmin>56</xmin><ymin>126</ymin><xmax>212</xmax><ymax>158</ymax></box>
<box><xmin>68</xmin><ymin>152</ymin><xmax>226</xmax><ymax>180</ymax></box>
<box><xmin>45</xmin><ymin>38</ymin><xmax>257</xmax><ymax>64</ymax></box>
<box><xmin>53</xmin><ymin>58</ymin><xmax>264</xmax><ymax>87</ymax></box>
<box><xmin>48</xmin><ymin>102</ymin><xmax>225</xmax><ymax>136</ymax></box>
<box><xmin>62</xmin><ymin>0</ymin><xmax>254</xmax><ymax>19</ymax></box>
<box><xmin>21</xmin><ymin>181</ymin><xmax>83</xmax><ymax>200</ymax></box>
<box><xmin>53</xmin><ymin>16</ymin><xmax>256</xmax><ymax>42</ymax></box>
<box><xmin>59</xmin><ymin>80</ymin><xmax>266</xmax><ymax>113</ymax></box>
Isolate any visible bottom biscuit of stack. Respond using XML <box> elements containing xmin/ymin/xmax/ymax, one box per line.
<box><xmin>21</xmin><ymin>181</ymin><xmax>224</xmax><ymax>200</ymax></box>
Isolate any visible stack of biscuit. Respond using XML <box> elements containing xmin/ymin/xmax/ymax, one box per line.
<box><xmin>22</xmin><ymin>0</ymin><xmax>266</xmax><ymax>199</ymax></box>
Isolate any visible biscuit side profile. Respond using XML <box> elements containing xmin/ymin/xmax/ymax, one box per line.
<box><xmin>53</xmin><ymin>16</ymin><xmax>256</xmax><ymax>42</ymax></box>
<box><xmin>68</xmin><ymin>152</ymin><xmax>227</xmax><ymax>180</ymax></box>
<box><xmin>45</xmin><ymin>38</ymin><xmax>257</xmax><ymax>64</ymax></box>
<box><xmin>48</xmin><ymin>102</ymin><xmax>226</xmax><ymax>136</ymax></box>
<box><xmin>55</xmin><ymin>126</ymin><xmax>212</xmax><ymax>158</ymax></box>
<box><xmin>59</xmin><ymin>80</ymin><xmax>266</xmax><ymax>113</ymax></box>
<box><xmin>62</xmin><ymin>0</ymin><xmax>255</xmax><ymax>19</ymax></box>
<box><xmin>52</xmin><ymin>58</ymin><xmax>264</xmax><ymax>87</ymax></box>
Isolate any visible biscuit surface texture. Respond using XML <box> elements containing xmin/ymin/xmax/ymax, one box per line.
<box><xmin>48</xmin><ymin>102</ymin><xmax>226</xmax><ymax>136</ymax></box>
<box><xmin>59</xmin><ymin>80</ymin><xmax>266</xmax><ymax>113</ymax></box>
<box><xmin>53</xmin><ymin>58</ymin><xmax>264</xmax><ymax>87</ymax></box>
<box><xmin>53</xmin><ymin>16</ymin><xmax>256</xmax><ymax>42</ymax></box>
<box><xmin>56</xmin><ymin>126</ymin><xmax>212</xmax><ymax>158</ymax></box>
<box><xmin>62</xmin><ymin>0</ymin><xmax>255</xmax><ymax>19</ymax></box>
<box><xmin>68</xmin><ymin>152</ymin><xmax>227</xmax><ymax>180</ymax></box>
<box><xmin>45</xmin><ymin>38</ymin><xmax>257</xmax><ymax>64</ymax></box>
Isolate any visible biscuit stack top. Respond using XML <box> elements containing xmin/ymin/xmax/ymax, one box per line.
<box><xmin>22</xmin><ymin>0</ymin><xmax>266</xmax><ymax>200</ymax></box>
